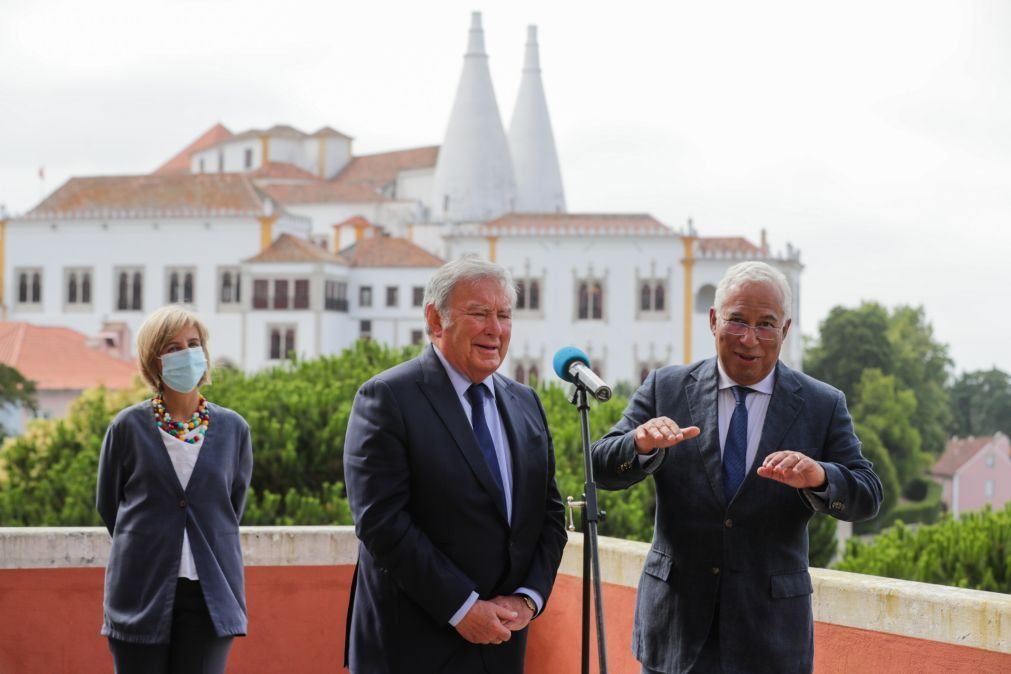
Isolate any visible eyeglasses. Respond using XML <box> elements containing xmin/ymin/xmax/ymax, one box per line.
<box><xmin>718</xmin><ymin>317</ymin><xmax>782</xmax><ymax>342</ymax></box>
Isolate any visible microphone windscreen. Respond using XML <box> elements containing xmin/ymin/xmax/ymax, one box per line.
<box><xmin>552</xmin><ymin>346</ymin><xmax>590</xmax><ymax>383</ymax></box>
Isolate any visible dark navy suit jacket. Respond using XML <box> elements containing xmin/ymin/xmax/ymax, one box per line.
<box><xmin>343</xmin><ymin>346</ymin><xmax>567</xmax><ymax>673</ymax></box>
<box><xmin>96</xmin><ymin>400</ymin><xmax>253</xmax><ymax>644</ymax></box>
<box><xmin>592</xmin><ymin>358</ymin><xmax>882</xmax><ymax>674</ymax></box>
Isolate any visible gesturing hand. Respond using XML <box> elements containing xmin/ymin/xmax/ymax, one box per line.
<box><xmin>756</xmin><ymin>450</ymin><xmax>827</xmax><ymax>489</ymax></box>
<box><xmin>633</xmin><ymin>416</ymin><xmax>701</xmax><ymax>454</ymax></box>
<box><xmin>455</xmin><ymin>599</ymin><xmax>515</xmax><ymax>645</ymax></box>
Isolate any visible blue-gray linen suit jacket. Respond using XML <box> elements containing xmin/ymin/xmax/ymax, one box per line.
<box><xmin>96</xmin><ymin>400</ymin><xmax>253</xmax><ymax>644</ymax></box>
<box><xmin>591</xmin><ymin>358</ymin><xmax>882</xmax><ymax>674</ymax></box>
<box><xmin>344</xmin><ymin>345</ymin><xmax>567</xmax><ymax>674</ymax></box>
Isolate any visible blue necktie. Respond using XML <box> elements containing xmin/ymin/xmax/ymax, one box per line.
<box><xmin>722</xmin><ymin>386</ymin><xmax>752</xmax><ymax>502</ymax></box>
<box><xmin>466</xmin><ymin>383</ymin><xmax>505</xmax><ymax>498</ymax></box>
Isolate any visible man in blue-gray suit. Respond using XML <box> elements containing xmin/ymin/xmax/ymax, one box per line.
<box><xmin>592</xmin><ymin>261</ymin><xmax>882</xmax><ymax>674</ymax></box>
<box><xmin>344</xmin><ymin>257</ymin><xmax>567</xmax><ymax>673</ymax></box>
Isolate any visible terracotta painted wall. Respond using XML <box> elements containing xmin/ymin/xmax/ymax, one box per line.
<box><xmin>2</xmin><ymin>565</ymin><xmax>1009</xmax><ymax>673</ymax></box>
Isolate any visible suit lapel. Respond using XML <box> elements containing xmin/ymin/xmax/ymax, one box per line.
<box><xmin>685</xmin><ymin>358</ymin><xmax>725</xmax><ymax>505</ymax></box>
<box><xmin>416</xmin><ymin>346</ymin><xmax>509</xmax><ymax>523</ymax></box>
<box><xmin>493</xmin><ymin>374</ymin><xmax>527</xmax><ymax>527</ymax></box>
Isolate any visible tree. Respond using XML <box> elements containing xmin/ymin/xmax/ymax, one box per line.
<box><xmin>852</xmin><ymin>421</ymin><xmax>899</xmax><ymax>524</ymax></box>
<box><xmin>804</xmin><ymin>303</ymin><xmax>894</xmax><ymax>399</ymax></box>
<box><xmin>807</xmin><ymin>515</ymin><xmax>838</xmax><ymax>568</ymax></box>
<box><xmin>949</xmin><ymin>367</ymin><xmax>1011</xmax><ymax>438</ymax></box>
<box><xmin>0</xmin><ymin>364</ymin><xmax>39</xmax><ymax>439</ymax></box>
<box><xmin>852</xmin><ymin>369</ymin><xmax>925</xmax><ymax>489</ymax></box>
<box><xmin>887</xmin><ymin>306</ymin><xmax>953</xmax><ymax>455</ymax></box>
<box><xmin>837</xmin><ymin>504</ymin><xmax>1011</xmax><ymax>593</ymax></box>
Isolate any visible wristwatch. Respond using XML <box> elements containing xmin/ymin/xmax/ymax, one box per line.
<box><xmin>516</xmin><ymin>593</ymin><xmax>537</xmax><ymax>616</ymax></box>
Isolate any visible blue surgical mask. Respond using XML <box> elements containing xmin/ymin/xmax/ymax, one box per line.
<box><xmin>161</xmin><ymin>347</ymin><xmax>208</xmax><ymax>393</ymax></box>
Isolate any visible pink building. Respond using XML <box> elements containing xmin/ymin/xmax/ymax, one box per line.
<box><xmin>932</xmin><ymin>432</ymin><xmax>1011</xmax><ymax>517</ymax></box>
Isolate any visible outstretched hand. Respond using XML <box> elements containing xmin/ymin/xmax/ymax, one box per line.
<box><xmin>633</xmin><ymin>416</ymin><xmax>701</xmax><ymax>454</ymax></box>
<box><xmin>757</xmin><ymin>450</ymin><xmax>827</xmax><ymax>489</ymax></box>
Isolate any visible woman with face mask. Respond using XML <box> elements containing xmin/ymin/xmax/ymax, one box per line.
<box><xmin>96</xmin><ymin>305</ymin><xmax>253</xmax><ymax>674</ymax></box>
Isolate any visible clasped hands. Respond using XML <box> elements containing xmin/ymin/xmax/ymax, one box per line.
<box><xmin>454</xmin><ymin>595</ymin><xmax>535</xmax><ymax>645</ymax></box>
<box><xmin>633</xmin><ymin>416</ymin><xmax>826</xmax><ymax>489</ymax></box>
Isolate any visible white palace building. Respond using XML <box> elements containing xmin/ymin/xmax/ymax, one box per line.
<box><xmin>1</xmin><ymin>12</ymin><xmax>803</xmax><ymax>385</ymax></box>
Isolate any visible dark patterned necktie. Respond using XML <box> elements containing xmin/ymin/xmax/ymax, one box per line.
<box><xmin>466</xmin><ymin>383</ymin><xmax>504</xmax><ymax>496</ymax></box>
<box><xmin>722</xmin><ymin>386</ymin><xmax>752</xmax><ymax>502</ymax></box>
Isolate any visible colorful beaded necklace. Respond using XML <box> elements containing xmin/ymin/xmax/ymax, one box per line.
<box><xmin>152</xmin><ymin>394</ymin><xmax>210</xmax><ymax>444</ymax></box>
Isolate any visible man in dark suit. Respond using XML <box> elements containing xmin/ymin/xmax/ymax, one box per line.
<box><xmin>592</xmin><ymin>261</ymin><xmax>882</xmax><ymax>674</ymax></box>
<box><xmin>344</xmin><ymin>257</ymin><xmax>567</xmax><ymax>673</ymax></box>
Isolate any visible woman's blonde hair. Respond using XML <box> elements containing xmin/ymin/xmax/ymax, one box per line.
<box><xmin>136</xmin><ymin>305</ymin><xmax>212</xmax><ymax>392</ymax></box>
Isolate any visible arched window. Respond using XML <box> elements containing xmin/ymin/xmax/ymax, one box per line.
<box><xmin>82</xmin><ymin>272</ymin><xmax>91</xmax><ymax>304</ymax></box>
<box><xmin>169</xmin><ymin>272</ymin><xmax>180</xmax><ymax>303</ymax></box>
<box><xmin>183</xmin><ymin>273</ymin><xmax>194</xmax><ymax>304</ymax></box>
<box><xmin>515</xmin><ymin>364</ymin><xmax>526</xmax><ymax>384</ymax></box>
<box><xmin>640</xmin><ymin>283</ymin><xmax>651</xmax><ymax>311</ymax></box>
<box><xmin>591</xmin><ymin>282</ymin><xmax>603</xmax><ymax>319</ymax></box>
<box><xmin>18</xmin><ymin>272</ymin><xmax>28</xmax><ymax>303</ymax></box>
<box><xmin>654</xmin><ymin>283</ymin><xmax>665</xmax><ymax>311</ymax></box>
<box><xmin>578</xmin><ymin>282</ymin><xmax>589</xmax><ymax>319</ymax></box>
<box><xmin>235</xmin><ymin>272</ymin><xmax>241</xmax><ymax>302</ymax></box>
<box><xmin>221</xmin><ymin>272</ymin><xmax>233</xmax><ymax>303</ymax></box>
<box><xmin>118</xmin><ymin>272</ymin><xmax>129</xmax><ymax>310</ymax></box>
<box><xmin>68</xmin><ymin>273</ymin><xmax>78</xmax><ymax>303</ymax></box>
<box><xmin>695</xmin><ymin>284</ymin><xmax>716</xmax><ymax>314</ymax></box>
<box><xmin>516</xmin><ymin>280</ymin><xmax>526</xmax><ymax>310</ymax></box>
<box><xmin>31</xmin><ymin>272</ymin><xmax>41</xmax><ymax>302</ymax></box>
<box><xmin>131</xmin><ymin>272</ymin><xmax>142</xmax><ymax>310</ymax></box>
<box><xmin>529</xmin><ymin>280</ymin><xmax>540</xmax><ymax>310</ymax></box>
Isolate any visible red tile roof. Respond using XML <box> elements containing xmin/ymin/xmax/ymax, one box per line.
<box><xmin>153</xmin><ymin>123</ymin><xmax>233</xmax><ymax>175</ymax></box>
<box><xmin>932</xmin><ymin>434</ymin><xmax>1010</xmax><ymax>477</ymax></box>
<box><xmin>251</xmin><ymin>162</ymin><xmax>322</xmax><ymax>181</ymax></box>
<box><xmin>457</xmin><ymin>213</ymin><xmax>675</xmax><ymax>236</ymax></box>
<box><xmin>0</xmin><ymin>323</ymin><xmax>137</xmax><ymax>391</ymax></box>
<box><xmin>26</xmin><ymin>173</ymin><xmax>278</xmax><ymax>218</ymax></box>
<box><xmin>340</xmin><ymin>237</ymin><xmax>444</xmax><ymax>268</ymax></box>
<box><xmin>698</xmin><ymin>236</ymin><xmax>765</xmax><ymax>256</ymax></box>
<box><xmin>245</xmin><ymin>233</ymin><xmax>348</xmax><ymax>264</ymax></box>
<box><xmin>332</xmin><ymin>146</ymin><xmax>438</xmax><ymax>190</ymax></box>
<box><xmin>261</xmin><ymin>180</ymin><xmax>387</xmax><ymax>205</ymax></box>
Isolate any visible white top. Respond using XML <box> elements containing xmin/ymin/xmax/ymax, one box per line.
<box><xmin>159</xmin><ymin>425</ymin><xmax>205</xmax><ymax>580</ymax></box>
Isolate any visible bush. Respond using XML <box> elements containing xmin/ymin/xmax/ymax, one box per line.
<box><xmin>837</xmin><ymin>503</ymin><xmax>1011</xmax><ymax>592</ymax></box>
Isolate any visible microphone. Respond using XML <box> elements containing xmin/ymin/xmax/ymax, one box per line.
<box><xmin>552</xmin><ymin>347</ymin><xmax>612</xmax><ymax>402</ymax></box>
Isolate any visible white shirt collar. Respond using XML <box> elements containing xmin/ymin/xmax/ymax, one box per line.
<box><xmin>432</xmin><ymin>345</ymin><xmax>496</xmax><ymax>400</ymax></box>
<box><xmin>716</xmin><ymin>358</ymin><xmax>776</xmax><ymax>395</ymax></box>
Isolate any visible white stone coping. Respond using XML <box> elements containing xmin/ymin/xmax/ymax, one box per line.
<box><xmin>0</xmin><ymin>526</ymin><xmax>360</xmax><ymax>569</ymax></box>
<box><xmin>564</xmin><ymin>532</ymin><xmax>1011</xmax><ymax>655</ymax></box>
<box><xmin>2</xmin><ymin>527</ymin><xmax>1008</xmax><ymax>654</ymax></box>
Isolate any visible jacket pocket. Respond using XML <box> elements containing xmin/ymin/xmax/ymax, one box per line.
<box><xmin>770</xmin><ymin>570</ymin><xmax>813</xmax><ymax>599</ymax></box>
<box><xmin>642</xmin><ymin>548</ymin><xmax>674</xmax><ymax>583</ymax></box>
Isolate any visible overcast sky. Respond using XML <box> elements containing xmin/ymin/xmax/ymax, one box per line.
<box><xmin>3</xmin><ymin>0</ymin><xmax>1009</xmax><ymax>376</ymax></box>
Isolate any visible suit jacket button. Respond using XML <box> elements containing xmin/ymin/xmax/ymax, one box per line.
<box><xmin>711</xmin><ymin>567</ymin><xmax>720</xmax><ymax>575</ymax></box>
<box><xmin>179</xmin><ymin>499</ymin><xmax>187</xmax><ymax>508</ymax></box>
<box><xmin>831</xmin><ymin>501</ymin><xmax>844</xmax><ymax>511</ymax></box>
<box><xmin>724</xmin><ymin>518</ymin><xmax>733</xmax><ymax>528</ymax></box>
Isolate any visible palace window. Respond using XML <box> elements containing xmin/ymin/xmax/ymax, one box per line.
<box><xmin>695</xmin><ymin>284</ymin><xmax>716</xmax><ymax>314</ymax></box>
<box><xmin>386</xmin><ymin>286</ymin><xmax>399</xmax><ymax>308</ymax></box>
<box><xmin>268</xmin><ymin>325</ymin><xmax>296</xmax><ymax>360</ymax></box>
<box><xmin>325</xmin><ymin>280</ymin><xmax>349</xmax><ymax>311</ymax></box>
<box><xmin>515</xmin><ymin>278</ymin><xmax>542</xmax><ymax>312</ymax></box>
<box><xmin>359</xmin><ymin>286</ymin><xmax>373</xmax><ymax>308</ymax></box>
<box><xmin>219</xmin><ymin>267</ymin><xmax>241</xmax><ymax>306</ymax></box>
<box><xmin>577</xmin><ymin>279</ymin><xmax>604</xmax><ymax>320</ymax></box>
<box><xmin>412</xmin><ymin>286</ymin><xmax>425</xmax><ymax>307</ymax></box>
<box><xmin>15</xmin><ymin>268</ymin><xmax>43</xmax><ymax>307</ymax></box>
<box><xmin>166</xmin><ymin>267</ymin><xmax>196</xmax><ymax>305</ymax></box>
<box><xmin>114</xmin><ymin>267</ymin><xmax>144</xmax><ymax>311</ymax></box>
<box><xmin>64</xmin><ymin>267</ymin><xmax>93</xmax><ymax>310</ymax></box>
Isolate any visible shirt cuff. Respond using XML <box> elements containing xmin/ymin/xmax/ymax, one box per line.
<box><xmin>637</xmin><ymin>447</ymin><xmax>667</xmax><ymax>473</ymax></box>
<box><xmin>802</xmin><ymin>486</ymin><xmax>829</xmax><ymax>508</ymax></box>
<box><xmin>514</xmin><ymin>586</ymin><xmax>544</xmax><ymax>616</ymax></box>
<box><xmin>448</xmin><ymin>591</ymin><xmax>479</xmax><ymax>626</ymax></box>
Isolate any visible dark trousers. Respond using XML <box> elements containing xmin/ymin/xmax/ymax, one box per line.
<box><xmin>107</xmin><ymin>579</ymin><xmax>233</xmax><ymax>674</ymax></box>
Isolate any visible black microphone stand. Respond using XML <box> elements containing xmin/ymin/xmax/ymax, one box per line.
<box><xmin>566</xmin><ymin>383</ymin><xmax>608</xmax><ymax>674</ymax></box>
